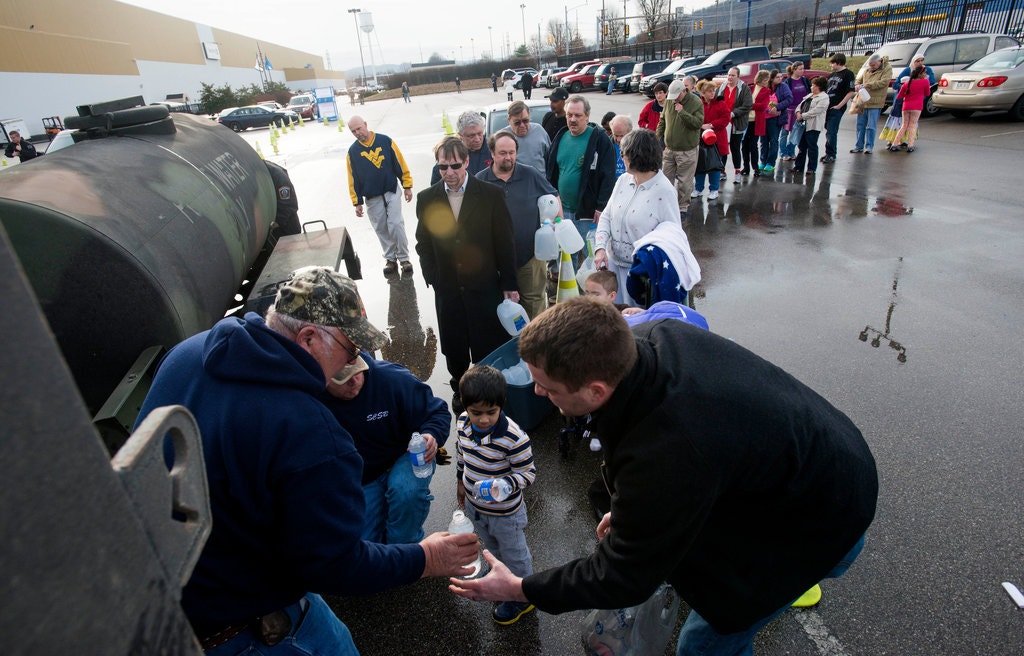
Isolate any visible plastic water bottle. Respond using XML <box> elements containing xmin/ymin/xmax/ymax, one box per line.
<box><xmin>497</xmin><ymin>298</ymin><xmax>530</xmax><ymax>336</ymax></box>
<box><xmin>534</xmin><ymin>219</ymin><xmax>559</xmax><ymax>260</ymax></box>
<box><xmin>408</xmin><ymin>432</ymin><xmax>432</xmax><ymax>478</ymax></box>
<box><xmin>553</xmin><ymin>216</ymin><xmax>585</xmax><ymax>254</ymax></box>
<box><xmin>447</xmin><ymin>510</ymin><xmax>481</xmax><ymax>578</ymax></box>
<box><xmin>537</xmin><ymin>193</ymin><xmax>560</xmax><ymax>221</ymax></box>
<box><xmin>475</xmin><ymin>477</ymin><xmax>514</xmax><ymax>502</ymax></box>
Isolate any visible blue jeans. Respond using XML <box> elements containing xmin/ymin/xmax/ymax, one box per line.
<box><xmin>824</xmin><ymin>107</ymin><xmax>845</xmax><ymax>158</ymax></box>
<box><xmin>361</xmin><ymin>455</ymin><xmax>434</xmax><ymax>544</ymax></box>
<box><xmin>779</xmin><ymin>127</ymin><xmax>794</xmax><ymax>158</ymax></box>
<box><xmin>675</xmin><ymin>535</ymin><xmax>866</xmax><ymax>656</ymax></box>
<box><xmin>694</xmin><ymin>170</ymin><xmax>721</xmax><ymax>192</ymax></box>
<box><xmin>760</xmin><ymin>120</ymin><xmax>780</xmax><ymax>167</ymax></box>
<box><xmin>606</xmin><ymin>80</ymin><xmax>615</xmax><ymax>94</ymax></box>
<box><xmin>206</xmin><ymin>593</ymin><xmax>359</xmax><ymax>656</ymax></box>
<box><xmin>786</xmin><ymin>122</ymin><xmax>805</xmax><ymax>158</ymax></box>
<box><xmin>466</xmin><ymin>503</ymin><xmax>534</xmax><ymax>578</ymax></box>
<box><xmin>854</xmin><ymin>107</ymin><xmax>882</xmax><ymax>150</ymax></box>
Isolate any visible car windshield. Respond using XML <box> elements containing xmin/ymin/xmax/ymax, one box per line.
<box><xmin>702</xmin><ymin>50</ymin><xmax>735</xmax><ymax>66</ymax></box>
<box><xmin>871</xmin><ymin>43</ymin><xmax>921</xmax><ymax>68</ymax></box>
<box><xmin>487</xmin><ymin>104</ymin><xmax>548</xmax><ymax>135</ymax></box>
<box><xmin>662</xmin><ymin>59</ymin><xmax>686</xmax><ymax>74</ymax></box>
<box><xmin>964</xmin><ymin>48</ymin><xmax>1024</xmax><ymax>71</ymax></box>
<box><xmin>288</xmin><ymin>97</ymin><xmax>309</xmax><ymax>106</ymax></box>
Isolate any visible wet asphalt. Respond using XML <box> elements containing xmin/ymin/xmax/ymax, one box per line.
<box><xmin>245</xmin><ymin>89</ymin><xmax>1024</xmax><ymax>655</ymax></box>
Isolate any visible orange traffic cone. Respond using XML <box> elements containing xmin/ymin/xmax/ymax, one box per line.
<box><xmin>556</xmin><ymin>250</ymin><xmax>579</xmax><ymax>303</ymax></box>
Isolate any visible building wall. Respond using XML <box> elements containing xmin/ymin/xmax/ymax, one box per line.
<box><xmin>0</xmin><ymin>0</ymin><xmax>344</xmax><ymax>136</ymax></box>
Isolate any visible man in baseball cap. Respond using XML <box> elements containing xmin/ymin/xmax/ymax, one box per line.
<box><xmin>543</xmin><ymin>86</ymin><xmax>570</xmax><ymax>140</ymax></box>
<box><xmin>136</xmin><ymin>265</ymin><xmax>477</xmax><ymax>653</ymax></box>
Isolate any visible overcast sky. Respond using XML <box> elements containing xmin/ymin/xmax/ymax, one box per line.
<box><xmin>118</xmin><ymin>0</ymin><xmax>709</xmax><ymax>71</ymax></box>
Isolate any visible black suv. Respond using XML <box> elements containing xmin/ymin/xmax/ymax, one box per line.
<box><xmin>674</xmin><ymin>46</ymin><xmax>771</xmax><ymax>82</ymax></box>
<box><xmin>639</xmin><ymin>57</ymin><xmax>707</xmax><ymax>97</ymax></box>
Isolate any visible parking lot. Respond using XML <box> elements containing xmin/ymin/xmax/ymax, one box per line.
<box><xmin>240</xmin><ymin>86</ymin><xmax>1024</xmax><ymax>655</ymax></box>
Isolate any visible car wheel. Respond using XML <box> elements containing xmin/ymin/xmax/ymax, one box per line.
<box><xmin>1009</xmin><ymin>95</ymin><xmax>1024</xmax><ymax>122</ymax></box>
<box><xmin>922</xmin><ymin>93</ymin><xmax>942</xmax><ymax>118</ymax></box>
<box><xmin>229</xmin><ymin>122</ymin><xmax>242</xmax><ymax>132</ymax></box>
<box><xmin>571</xmin><ymin>81</ymin><xmax>582</xmax><ymax>93</ymax></box>
<box><xmin>950</xmin><ymin>109</ymin><xmax>975</xmax><ymax>119</ymax></box>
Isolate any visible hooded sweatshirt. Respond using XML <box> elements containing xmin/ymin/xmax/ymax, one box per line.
<box><xmin>137</xmin><ymin>312</ymin><xmax>424</xmax><ymax>632</ymax></box>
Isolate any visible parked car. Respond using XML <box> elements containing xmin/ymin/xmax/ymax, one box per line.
<box><xmin>561</xmin><ymin>63</ymin><xmax>602</xmax><ymax>93</ymax></box>
<box><xmin>674</xmin><ymin>46</ymin><xmax>771</xmax><ymax>83</ymax></box>
<box><xmin>627</xmin><ymin>59</ymin><xmax>671</xmax><ymax>93</ymax></box>
<box><xmin>481</xmin><ymin>98</ymin><xmax>550</xmax><ymax>137</ymax></box>
<box><xmin>870</xmin><ymin>32</ymin><xmax>1020</xmax><ymax>116</ymax></box>
<box><xmin>594</xmin><ymin>61</ymin><xmax>636</xmax><ymax>92</ymax></box>
<box><xmin>287</xmin><ymin>94</ymin><xmax>316</xmax><ymax>119</ymax></box>
<box><xmin>934</xmin><ymin>46</ymin><xmax>1024</xmax><ymax>120</ymax></box>
<box><xmin>549</xmin><ymin>59</ymin><xmax>601</xmax><ymax>88</ymax></box>
<box><xmin>639</xmin><ymin>56</ymin><xmax>708</xmax><ymax>96</ymax></box>
<box><xmin>258</xmin><ymin>101</ymin><xmax>285</xmax><ymax>111</ymax></box>
<box><xmin>537</xmin><ymin>67</ymin><xmax>566</xmax><ymax>86</ymax></box>
<box><xmin>711</xmin><ymin>59</ymin><xmax>829</xmax><ymax>86</ymax></box>
<box><xmin>502</xmin><ymin>68</ymin><xmax>539</xmax><ymax>89</ymax></box>
<box><xmin>217</xmin><ymin>105</ymin><xmax>299</xmax><ymax>131</ymax></box>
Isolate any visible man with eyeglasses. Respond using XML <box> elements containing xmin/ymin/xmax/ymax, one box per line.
<box><xmin>430</xmin><ymin>111</ymin><xmax>493</xmax><ymax>185</ymax></box>
<box><xmin>136</xmin><ymin>266</ymin><xmax>479</xmax><ymax>654</ymax></box>
<box><xmin>506</xmin><ymin>100</ymin><xmax>550</xmax><ymax>171</ymax></box>
<box><xmin>346</xmin><ymin>115</ymin><xmax>415</xmax><ymax>276</ymax></box>
<box><xmin>416</xmin><ymin>136</ymin><xmax>519</xmax><ymax>412</ymax></box>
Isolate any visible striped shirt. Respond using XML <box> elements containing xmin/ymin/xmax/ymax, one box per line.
<box><xmin>455</xmin><ymin>412</ymin><xmax>536</xmax><ymax>517</ymax></box>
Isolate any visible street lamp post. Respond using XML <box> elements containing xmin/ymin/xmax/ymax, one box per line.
<box><xmin>488</xmin><ymin>25</ymin><xmax>494</xmax><ymax>60</ymax></box>
<box><xmin>520</xmin><ymin>4</ymin><xmax>527</xmax><ymax>56</ymax></box>
<box><xmin>471</xmin><ymin>37</ymin><xmax>475</xmax><ymax>61</ymax></box>
<box><xmin>565</xmin><ymin>1</ymin><xmax>588</xmax><ymax>57</ymax></box>
<box><xmin>348</xmin><ymin>8</ymin><xmax>366</xmax><ymax>86</ymax></box>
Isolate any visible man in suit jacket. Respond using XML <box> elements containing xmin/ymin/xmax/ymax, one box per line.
<box><xmin>415</xmin><ymin>136</ymin><xmax>519</xmax><ymax>410</ymax></box>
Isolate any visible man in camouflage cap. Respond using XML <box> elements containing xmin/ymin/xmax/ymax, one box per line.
<box><xmin>136</xmin><ymin>265</ymin><xmax>477</xmax><ymax>654</ymax></box>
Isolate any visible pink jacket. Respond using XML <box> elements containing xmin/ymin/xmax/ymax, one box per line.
<box><xmin>897</xmin><ymin>78</ymin><xmax>931</xmax><ymax>112</ymax></box>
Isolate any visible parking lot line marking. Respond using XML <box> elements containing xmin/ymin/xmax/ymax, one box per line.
<box><xmin>793</xmin><ymin>610</ymin><xmax>850</xmax><ymax>655</ymax></box>
<box><xmin>979</xmin><ymin>130</ymin><xmax>1024</xmax><ymax>138</ymax></box>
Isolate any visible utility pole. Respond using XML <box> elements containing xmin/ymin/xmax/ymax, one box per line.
<box><xmin>348</xmin><ymin>8</ymin><xmax>366</xmax><ymax>86</ymax></box>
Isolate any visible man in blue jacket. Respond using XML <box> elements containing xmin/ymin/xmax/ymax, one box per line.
<box><xmin>325</xmin><ymin>353</ymin><xmax>450</xmax><ymax>545</ymax></box>
<box><xmin>136</xmin><ymin>266</ymin><xmax>477</xmax><ymax>655</ymax></box>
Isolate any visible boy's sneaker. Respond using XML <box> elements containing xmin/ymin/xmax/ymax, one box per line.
<box><xmin>690</xmin><ymin>189</ymin><xmax>702</xmax><ymax>198</ymax></box>
<box><xmin>708</xmin><ymin>190</ymin><xmax>720</xmax><ymax>200</ymax></box>
<box><xmin>493</xmin><ymin>601</ymin><xmax>535</xmax><ymax>625</ymax></box>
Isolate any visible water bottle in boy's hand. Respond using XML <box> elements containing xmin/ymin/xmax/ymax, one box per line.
<box><xmin>475</xmin><ymin>477</ymin><xmax>513</xmax><ymax>502</ymax></box>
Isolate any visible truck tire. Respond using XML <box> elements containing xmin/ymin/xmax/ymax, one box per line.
<box><xmin>571</xmin><ymin>81</ymin><xmax>582</xmax><ymax>93</ymax></box>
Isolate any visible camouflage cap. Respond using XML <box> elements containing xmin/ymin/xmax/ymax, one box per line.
<box><xmin>274</xmin><ymin>266</ymin><xmax>386</xmax><ymax>351</ymax></box>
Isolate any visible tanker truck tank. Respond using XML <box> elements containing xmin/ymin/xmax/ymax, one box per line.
<box><xmin>0</xmin><ymin>98</ymin><xmax>359</xmax><ymax>452</ymax></box>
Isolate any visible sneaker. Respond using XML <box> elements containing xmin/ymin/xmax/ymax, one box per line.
<box><xmin>690</xmin><ymin>189</ymin><xmax>702</xmax><ymax>198</ymax></box>
<box><xmin>493</xmin><ymin>601</ymin><xmax>535</xmax><ymax>625</ymax></box>
<box><xmin>708</xmin><ymin>190</ymin><xmax>719</xmax><ymax>200</ymax></box>
<box><xmin>790</xmin><ymin>167</ymin><xmax>803</xmax><ymax>173</ymax></box>
<box><xmin>383</xmin><ymin>261</ymin><xmax>398</xmax><ymax>275</ymax></box>
<box><xmin>849</xmin><ymin>148</ymin><xmax>863</xmax><ymax>153</ymax></box>
<box><xmin>864</xmin><ymin>149</ymin><xmax>872</xmax><ymax>155</ymax></box>
<box><xmin>763</xmin><ymin>165</ymin><xmax>774</xmax><ymax>173</ymax></box>
<box><xmin>821</xmin><ymin>156</ymin><xmax>836</xmax><ymax>163</ymax></box>
<box><xmin>589</xmin><ymin>437</ymin><xmax>602</xmax><ymax>451</ymax></box>
<box><xmin>400</xmin><ymin>261</ymin><xmax>414</xmax><ymax>274</ymax></box>
<box><xmin>792</xmin><ymin>584</ymin><xmax>822</xmax><ymax>608</ymax></box>
<box><xmin>734</xmin><ymin>168</ymin><xmax>742</xmax><ymax>176</ymax></box>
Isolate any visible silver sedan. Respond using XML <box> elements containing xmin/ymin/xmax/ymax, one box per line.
<box><xmin>934</xmin><ymin>46</ymin><xmax>1024</xmax><ymax>120</ymax></box>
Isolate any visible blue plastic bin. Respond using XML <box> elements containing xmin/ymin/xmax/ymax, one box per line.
<box><xmin>477</xmin><ymin>336</ymin><xmax>554</xmax><ymax>431</ymax></box>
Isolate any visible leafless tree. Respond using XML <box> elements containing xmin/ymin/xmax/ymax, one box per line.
<box><xmin>604</xmin><ymin>8</ymin><xmax>626</xmax><ymax>46</ymax></box>
<box><xmin>637</xmin><ymin>0</ymin><xmax>669</xmax><ymax>39</ymax></box>
<box><xmin>547</xmin><ymin>18</ymin><xmax>567</xmax><ymax>56</ymax></box>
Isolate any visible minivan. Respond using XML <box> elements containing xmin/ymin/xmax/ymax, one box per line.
<box><xmin>628</xmin><ymin>59</ymin><xmax>671</xmax><ymax>93</ymax></box>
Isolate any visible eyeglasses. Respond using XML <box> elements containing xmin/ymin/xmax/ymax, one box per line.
<box><xmin>509</xmin><ymin>118</ymin><xmax>531</xmax><ymax>126</ymax></box>
<box><xmin>436</xmin><ymin>162</ymin><xmax>463</xmax><ymax>171</ymax></box>
<box><xmin>319</xmin><ymin>327</ymin><xmax>361</xmax><ymax>364</ymax></box>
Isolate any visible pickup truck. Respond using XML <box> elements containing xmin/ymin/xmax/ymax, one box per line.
<box><xmin>561</xmin><ymin>63</ymin><xmax>602</xmax><ymax>93</ymax></box>
<box><xmin>548</xmin><ymin>59</ymin><xmax>601</xmax><ymax>88</ymax></box>
<box><xmin>710</xmin><ymin>59</ymin><xmax>829</xmax><ymax>87</ymax></box>
<box><xmin>826</xmin><ymin>34</ymin><xmax>882</xmax><ymax>57</ymax></box>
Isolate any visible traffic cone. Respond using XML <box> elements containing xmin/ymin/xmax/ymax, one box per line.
<box><xmin>1</xmin><ymin>158</ymin><xmax>6</xmax><ymax>166</ymax></box>
<box><xmin>323</xmin><ymin>116</ymin><xmax>329</xmax><ymax>127</ymax></box>
<box><xmin>338</xmin><ymin>120</ymin><xmax>344</xmax><ymax>132</ymax></box>
<box><xmin>288</xmin><ymin>117</ymin><xmax>294</xmax><ymax>131</ymax></box>
<box><xmin>272</xmin><ymin>139</ymin><xmax>279</xmax><ymax>155</ymax></box>
<box><xmin>255</xmin><ymin>142</ymin><xmax>265</xmax><ymax>159</ymax></box>
<box><xmin>298</xmin><ymin>114</ymin><xmax>305</xmax><ymax>127</ymax></box>
<box><xmin>444</xmin><ymin>115</ymin><xmax>454</xmax><ymax>136</ymax></box>
<box><xmin>556</xmin><ymin>250</ymin><xmax>579</xmax><ymax>302</ymax></box>
<box><xmin>441</xmin><ymin>110</ymin><xmax>447</xmax><ymax>130</ymax></box>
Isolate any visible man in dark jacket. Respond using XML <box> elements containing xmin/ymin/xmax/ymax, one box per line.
<box><xmin>4</xmin><ymin>131</ymin><xmax>37</xmax><ymax>162</ymax></box>
<box><xmin>136</xmin><ymin>266</ymin><xmax>477</xmax><ymax>654</ymax></box>
<box><xmin>325</xmin><ymin>352</ymin><xmax>450</xmax><ymax>545</ymax></box>
<box><xmin>415</xmin><ymin>136</ymin><xmax>519</xmax><ymax>408</ymax></box>
<box><xmin>545</xmin><ymin>95</ymin><xmax>616</xmax><ymax>264</ymax></box>
<box><xmin>451</xmin><ymin>297</ymin><xmax>878</xmax><ymax>655</ymax></box>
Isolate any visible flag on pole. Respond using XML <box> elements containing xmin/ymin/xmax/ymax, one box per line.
<box><xmin>255</xmin><ymin>54</ymin><xmax>263</xmax><ymax>71</ymax></box>
<box><xmin>264</xmin><ymin>57</ymin><xmax>273</xmax><ymax>71</ymax></box>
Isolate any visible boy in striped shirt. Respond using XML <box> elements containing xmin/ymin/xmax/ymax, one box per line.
<box><xmin>455</xmin><ymin>365</ymin><xmax>537</xmax><ymax>625</ymax></box>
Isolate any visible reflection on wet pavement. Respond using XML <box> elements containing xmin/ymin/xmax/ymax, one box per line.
<box><xmin>859</xmin><ymin>257</ymin><xmax>908</xmax><ymax>363</ymax></box>
<box><xmin>379</xmin><ymin>271</ymin><xmax>437</xmax><ymax>379</ymax></box>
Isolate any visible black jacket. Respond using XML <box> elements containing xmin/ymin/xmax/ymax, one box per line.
<box><xmin>414</xmin><ymin>175</ymin><xmax>518</xmax><ymax>295</ymax></box>
<box><xmin>545</xmin><ymin>123</ymin><xmax>616</xmax><ymax>220</ymax></box>
<box><xmin>523</xmin><ymin>319</ymin><xmax>878</xmax><ymax>632</ymax></box>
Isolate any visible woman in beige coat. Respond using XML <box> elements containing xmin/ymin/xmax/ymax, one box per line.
<box><xmin>851</xmin><ymin>54</ymin><xmax>893</xmax><ymax>154</ymax></box>
<box><xmin>792</xmin><ymin>76</ymin><xmax>830</xmax><ymax>174</ymax></box>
